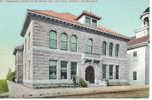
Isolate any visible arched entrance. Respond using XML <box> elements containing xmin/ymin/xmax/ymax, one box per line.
<box><xmin>85</xmin><ymin>66</ymin><xmax>95</xmax><ymax>83</ymax></box>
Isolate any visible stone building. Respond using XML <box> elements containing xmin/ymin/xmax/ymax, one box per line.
<box><xmin>127</xmin><ymin>8</ymin><xmax>150</xmax><ymax>85</ymax></box>
<box><xmin>13</xmin><ymin>45</ymin><xmax>23</xmax><ymax>83</ymax></box>
<box><xmin>13</xmin><ymin>9</ymin><xmax>130</xmax><ymax>88</ymax></box>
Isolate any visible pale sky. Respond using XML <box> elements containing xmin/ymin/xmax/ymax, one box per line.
<box><xmin>0</xmin><ymin>0</ymin><xmax>149</xmax><ymax>79</ymax></box>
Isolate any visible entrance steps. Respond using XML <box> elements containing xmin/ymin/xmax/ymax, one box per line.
<box><xmin>88</xmin><ymin>81</ymin><xmax>107</xmax><ymax>87</ymax></box>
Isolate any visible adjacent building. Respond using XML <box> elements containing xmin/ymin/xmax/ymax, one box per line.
<box><xmin>127</xmin><ymin>8</ymin><xmax>150</xmax><ymax>85</ymax></box>
<box><xmin>13</xmin><ymin>9</ymin><xmax>131</xmax><ymax>88</ymax></box>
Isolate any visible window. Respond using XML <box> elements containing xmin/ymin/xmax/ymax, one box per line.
<box><xmin>85</xmin><ymin>17</ymin><xmax>91</xmax><ymax>24</ymax></box>
<box><xmin>49</xmin><ymin>31</ymin><xmax>57</xmax><ymax>49</ymax></box>
<box><xmin>49</xmin><ymin>60</ymin><xmax>57</xmax><ymax>79</ymax></box>
<box><xmin>109</xmin><ymin>43</ymin><xmax>113</xmax><ymax>56</ymax></box>
<box><xmin>60</xmin><ymin>33</ymin><xmax>68</xmax><ymax>50</ymax></box>
<box><xmin>102</xmin><ymin>41</ymin><xmax>107</xmax><ymax>56</ymax></box>
<box><xmin>115</xmin><ymin>44</ymin><xmax>119</xmax><ymax>57</ymax></box>
<box><xmin>70</xmin><ymin>35</ymin><xmax>77</xmax><ymax>52</ymax></box>
<box><xmin>115</xmin><ymin>65</ymin><xmax>119</xmax><ymax>79</ymax></box>
<box><xmin>61</xmin><ymin>61</ymin><xmax>67</xmax><ymax>79</ymax></box>
<box><xmin>102</xmin><ymin>64</ymin><xmax>106</xmax><ymax>79</ymax></box>
<box><xmin>92</xmin><ymin>19</ymin><xmax>97</xmax><ymax>27</ymax></box>
<box><xmin>109</xmin><ymin>65</ymin><xmax>113</xmax><ymax>79</ymax></box>
<box><xmin>133</xmin><ymin>72</ymin><xmax>137</xmax><ymax>80</ymax></box>
<box><xmin>88</xmin><ymin>39</ymin><xmax>93</xmax><ymax>53</ymax></box>
<box><xmin>133</xmin><ymin>51</ymin><xmax>137</xmax><ymax>57</ymax></box>
<box><xmin>71</xmin><ymin>62</ymin><xmax>77</xmax><ymax>79</ymax></box>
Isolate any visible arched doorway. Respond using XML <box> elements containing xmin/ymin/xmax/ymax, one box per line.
<box><xmin>85</xmin><ymin>66</ymin><xmax>95</xmax><ymax>83</ymax></box>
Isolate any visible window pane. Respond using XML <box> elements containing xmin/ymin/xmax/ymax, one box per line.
<box><xmin>86</xmin><ymin>17</ymin><xmax>91</xmax><ymax>24</ymax></box>
<box><xmin>50</xmin><ymin>31</ymin><xmax>57</xmax><ymax>39</ymax></box>
<box><xmin>109</xmin><ymin>65</ymin><xmax>113</xmax><ymax>79</ymax></box>
<box><xmin>133</xmin><ymin>72</ymin><xmax>137</xmax><ymax>80</ymax></box>
<box><xmin>109</xmin><ymin>43</ymin><xmax>113</xmax><ymax>56</ymax></box>
<box><xmin>61</xmin><ymin>33</ymin><xmax>68</xmax><ymax>50</ymax></box>
<box><xmin>102</xmin><ymin>41</ymin><xmax>106</xmax><ymax>56</ymax></box>
<box><xmin>133</xmin><ymin>51</ymin><xmax>137</xmax><ymax>57</ymax></box>
<box><xmin>92</xmin><ymin>19</ymin><xmax>97</xmax><ymax>27</ymax></box>
<box><xmin>71</xmin><ymin>36</ymin><xmax>77</xmax><ymax>52</ymax></box>
<box><xmin>116</xmin><ymin>65</ymin><xmax>119</xmax><ymax>79</ymax></box>
<box><xmin>71</xmin><ymin>62</ymin><xmax>77</xmax><ymax>79</ymax></box>
<box><xmin>115</xmin><ymin>44</ymin><xmax>119</xmax><ymax>56</ymax></box>
<box><xmin>61</xmin><ymin>61</ymin><xmax>67</xmax><ymax>79</ymax></box>
<box><xmin>49</xmin><ymin>60</ymin><xmax>57</xmax><ymax>79</ymax></box>
<box><xmin>102</xmin><ymin>64</ymin><xmax>106</xmax><ymax>79</ymax></box>
<box><xmin>49</xmin><ymin>31</ymin><xmax>57</xmax><ymax>49</ymax></box>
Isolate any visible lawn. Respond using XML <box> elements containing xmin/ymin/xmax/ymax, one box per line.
<box><xmin>0</xmin><ymin>80</ymin><xmax>8</xmax><ymax>94</ymax></box>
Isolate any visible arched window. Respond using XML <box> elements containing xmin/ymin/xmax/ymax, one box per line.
<box><xmin>49</xmin><ymin>31</ymin><xmax>57</xmax><ymax>49</ymax></box>
<box><xmin>88</xmin><ymin>39</ymin><xmax>93</xmax><ymax>53</ymax></box>
<box><xmin>60</xmin><ymin>33</ymin><xmax>68</xmax><ymax>50</ymax></box>
<box><xmin>109</xmin><ymin>42</ymin><xmax>113</xmax><ymax>56</ymax></box>
<box><xmin>102</xmin><ymin>41</ymin><xmax>107</xmax><ymax>56</ymax></box>
<box><xmin>144</xmin><ymin>17</ymin><xmax>149</xmax><ymax>26</ymax></box>
<box><xmin>70</xmin><ymin>35</ymin><xmax>77</xmax><ymax>52</ymax></box>
<box><xmin>115</xmin><ymin>44</ymin><xmax>119</xmax><ymax>57</ymax></box>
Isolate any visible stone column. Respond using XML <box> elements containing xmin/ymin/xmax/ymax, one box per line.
<box><xmin>113</xmin><ymin>65</ymin><xmax>116</xmax><ymax>80</ymax></box>
<box><xmin>67</xmin><ymin>62</ymin><xmax>71</xmax><ymax>80</ymax></box>
<box><xmin>57</xmin><ymin>61</ymin><xmax>61</xmax><ymax>80</ymax></box>
<box><xmin>106</xmin><ymin>64</ymin><xmax>109</xmax><ymax>80</ymax></box>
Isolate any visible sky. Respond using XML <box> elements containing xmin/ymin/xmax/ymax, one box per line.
<box><xmin>0</xmin><ymin>0</ymin><xmax>149</xmax><ymax>79</ymax></box>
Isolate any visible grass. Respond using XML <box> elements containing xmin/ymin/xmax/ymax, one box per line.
<box><xmin>0</xmin><ymin>80</ymin><xmax>8</xmax><ymax>94</ymax></box>
<box><xmin>60</xmin><ymin>88</ymin><xmax>149</xmax><ymax>98</ymax></box>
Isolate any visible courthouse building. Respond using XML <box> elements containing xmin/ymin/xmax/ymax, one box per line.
<box><xmin>13</xmin><ymin>9</ymin><xmax>131</xmax><ymax>88</ymax></box>
<box><xmin>127</xmin><ymin>8</ymin><xmax>150</xmax><ymax>85</ymax></box>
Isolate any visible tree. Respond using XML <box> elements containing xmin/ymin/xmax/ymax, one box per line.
<box><xmin>6</xmin><ymin>68</ymin><xmax>16</xmax><ymax>81</ymax></box>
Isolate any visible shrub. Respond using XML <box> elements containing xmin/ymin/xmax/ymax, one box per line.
<box><xmin>79</xmin><ymin>78</ymin><xmax>88</xmax><ymax>88</ymax></box>
<box><xmin>6</xmin><ymin>68</ymin><xmax>16</xmax><ymax>81</ymax></box>
<box><xmin>0</xmin><ymin>80</ymin><xmax>8</xmax><ymax>93</ymax></box>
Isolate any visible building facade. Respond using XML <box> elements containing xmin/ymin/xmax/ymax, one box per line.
<box><xmin>13</xmin><ymin>9</ymin><xmax>130</xmax><ymax>88</ymax></box>
<box><xmin>127</xmin><ymin>8</ymin><xmax>150</xmax><ymax>85</ymax></box>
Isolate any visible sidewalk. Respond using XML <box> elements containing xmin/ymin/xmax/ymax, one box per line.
<box><xmin>7</xmin><ymin>81</ymin><xmax>149</xmax><ymax>98</ymax></box>
<box><xmin>0</xmin><ymin>93</ymin><xmax>9</xmax><ymax>98</ymax></box>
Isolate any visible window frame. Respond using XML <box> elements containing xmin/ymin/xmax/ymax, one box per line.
<box><xmin>133</xmin><ymin>51</ymin><xmax>137</xmax><ymax>57</ymax></box>
<box><xmin>49</xmin><ymin>31</ymin><xmax>57</xmax><ymax>49</ymax></box>
<box><xmin>49</xmin><ymin>60</ymin><xmax>57</xmax><ymax>80</ymax></box>
<box><xmin>60</xmin><ymin>33</ymin><xmax>68</xmax><ymax>50</ymax></box>
<box><xmin>71</xmin><ymin>62</ymin><xmax>77</xmax><ymax>79</ymax></box>
<box><xmin>87</xmin><ymin>39</ymin><xmax>93</xmax><ymax>54</ymax></box>
<box><xmin>115</xmin><ymin>65</ymin><xmax>119</xmax><ymax>79</ymax></box>
<box><xmin>102</xmin><ymin>64</ymin><xmax>106</xmax><ymax>80</ymax></box>
<box><xmin>92</xmin><ymin>19</ymin><xmax>97</xmax><ymax>27</ymax></box>
<box><xmin>70</xmin><ymin>35</ymin><xmax>77</xmax><ymax>52</ymax></box>
<box><xmin>109</xmin><ymin>42</ymin><xmax>113</xmax><ymax>56</ymax></box>
<box><xmin>85</xmin><ymin>16</ymin><xmax>91</xmax><ymax>25</ymax></box>
<box><xmin>61</xmin><ymin>61</ymin><xmax>68</xmax><ymax>79</ymax></box>
<box><xmin>133</xmin><ymin>71</ymin><xmax>137</xmax><ymax>80</ymax></box>
<box><xmin>115</xmin><ymin>44</ymin><xmax>119</xmax><ymax>57</ymax></box>
<box><xmin>109</xmin><ymin>65</ymin><xmax>113</xmax><ymax>79</ymax></box>
<box><xmin>102</xmin><ymin>41</ymin><xmax>107</xmax><ymax>56</ymax></box>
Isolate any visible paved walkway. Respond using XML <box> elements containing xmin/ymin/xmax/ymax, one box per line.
<box><xmin>7</xmin><ymin>81</ymin><xmax>149</xmax><ymax>98</ymax></box>
<box><xmin>0</xmin><ymin>93</ymin><xmax>9</xmax><ymax>98</ymax></box>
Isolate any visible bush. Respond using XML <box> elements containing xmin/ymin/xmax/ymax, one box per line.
<box><xmin>6</xmin><ymin>68</ymin><xmax>16</xmax><ymax>81</ymax></box>
<box><xmin>0</xmin><ymin>80</ymin><xmax>8</xmax><ymax>93</ymax></box>
<box><xmin>79</xmin><ymin>78</ymin><xmax>88</xmax><ymax>88</ymax></box>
